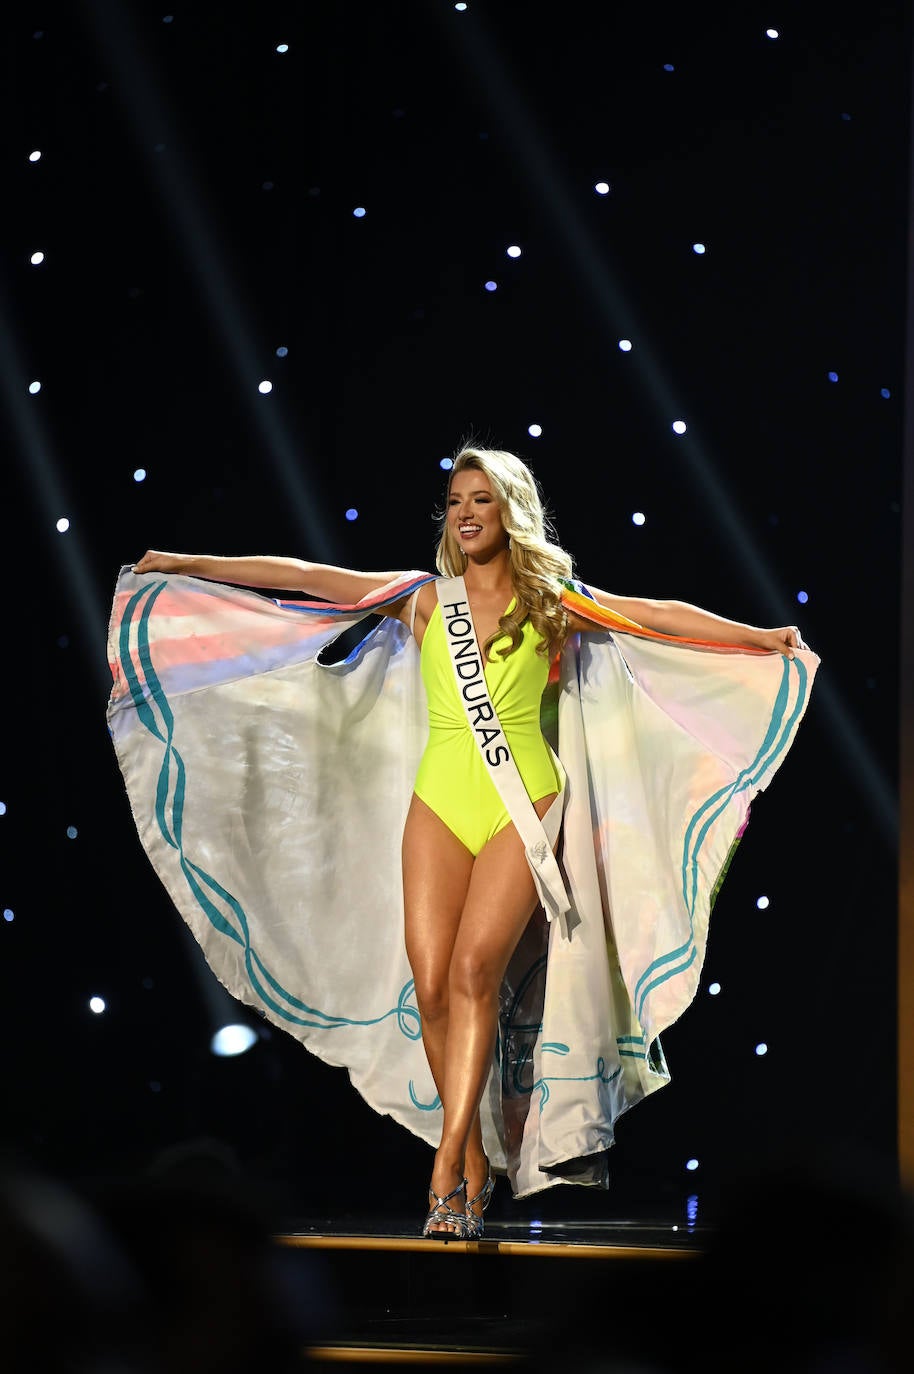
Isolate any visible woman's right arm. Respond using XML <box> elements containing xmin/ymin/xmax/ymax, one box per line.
<box><xmin>131</xmin><ymin>550</ymin><xmax>410</xmax><ymax>609</ymax></box>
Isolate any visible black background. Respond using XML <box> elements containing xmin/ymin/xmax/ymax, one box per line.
<box><xmin>1</xmin><ymin>0</ymin><xmax>907</xmax><ymax>1228</ymax></box>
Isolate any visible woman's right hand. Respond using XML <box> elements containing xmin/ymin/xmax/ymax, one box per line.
<box><xmin>132</xmin><ymin>550</ymin><xmax>186</xmax><ymax>575</ymax></box>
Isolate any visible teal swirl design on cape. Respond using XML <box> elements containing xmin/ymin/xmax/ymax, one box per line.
<box><xmin>120</xmin><ymin>578</ymin><xmax>423</xmax><ymax>1039</ymax></box>
<box><xmin>633</xmin><ymin>653</ymin><xmax>810</xmax><ymax>1022</ymax></box>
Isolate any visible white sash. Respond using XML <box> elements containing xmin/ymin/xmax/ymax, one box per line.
<box><xmin>436</xmin><ymin>577</ymin><xmax>570</xmax><ymax>926</ymax></box>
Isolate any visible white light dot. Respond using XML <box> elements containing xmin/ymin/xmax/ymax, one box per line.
<box><xmin>708</xmin><ymin>982</ymin><xmax>721</xmax><ymax>996</ymax></box>
<box><xmin>66</xmin><ymin>825</ymin><xmax>78</xmax><ymax>839</ymax></box>
<box><xmin>828</xmin><ymin>371</ymin><xmax>839</xmax><ymax>383</ymax></box>
<box><xmin>484</xmin><ymin>280</ymin><xmax>497</xmax><ymax>292</ymax></box>
<box><xmin>797</xmin><ymin>590</ymin><xmax>809</xmax><ymax>605</ymax></box>
<box><xmin>440</xmin><ymin>457</ymin><xmax>453</xmax><ymax>470</ymax></box>
<box><xmin>275</xmin><ymin>43</ymin><xmax>289</xmax><ymax>53</ymax></box>
<box><xmin>211</xmin><ymin>1023</ymin><xmax>257</xmax><ymax>1056</ymax></box>
<box><xmin>353</xmin><ymin>206</ymin><xmax>367</xmax><ymax>218</ymax></box>
<box><xmin>0</xmin><ymin>802</ymin><xmax>6</xmax><ymax>815</ymax></box>
<box><xmin>672</xmin><ymin>420</ymin><xmax>687</xmax><ymax>434</ymax></box>
<box><xmin>756</xmin><ymin>895</ymin><xmax>769</xmax><ymax>910</ymax></box>
<box><xmin>594</xmin><ymin>181</ymin><xmax>611</xmax><ymax>195</ymax></box>
<box><xmin>692</xmin><ymin>243</ymin><xmax>706</xmax><ymax>255</ymax></box>
<box><xmin>685</xmin><ymin>1158</ymin><xmax>699</xmax><ymax>1172</ymax></box>
<box><xmin>3</xmin><ymin>909</ymin><xmax>13</xmax><ymax>923</ymax></box>
<box><xmin>455</xmin><ymin>3</ymin><xmax>468</xmax><ymax>10</ymax></box>
<box><xmin>632</xmin><ymin>512</ymin><xmax>645</xmax><ymax>526</ymax></box>
<box><xmin>276</xmin><ymin>346</ymin><xmax>288</xmax><ymax>357</ymax></box>
<box><xmin>345</xmin><ymin>508</ymin><xmax>358</xmax><ymax>521</ymax></box>
<box><xmin>755</xmin><ymin>1042</ymin><xmax>768</xmax><ymax>1056</ymax></box>
<box><xmin>258</xmin><ymin>380</ymin><xmax>273</xmax><ymax>394</ymax></box>
<box><xmin>618</xmin><ymin>339</ymin><xmax>633</xmax><ymax>352</ymax></box>
<box><xmin>29</xmin><ymin>149</ymin><xmax>42</xmax><ymax>162</ymax></box>
<box><xmin>30</xmin><ymin>251</ymin><xmax>45</xmax><ymax>265</ymax></box>
<box><xmin>29</xmin><ymin>381</ymin><xmax>41</xmax><ymax>394</ymax></box>
<box><xmin>89</xmin><ymin>996</ymin><xmax>106</xmax><ymax>1014</ymax></box>
<box><xmin>506</xmin><ymin>244</ymin><xmax>522</xmax><ymax>258</ymax></box>
<box><xmin>56</xmin><ymin>517</ymin><xmax>70</xmax><ymax>533</ymax></box>
<box><xmin>766</xmin><ymin>28</ymin><xmax>779</xmax><ymax>39</ymax></box>
<box><xmin>528</xmin><ymin>423</ymin><xmax>542</xmax><ymax>437</ymax></box>
<box><xmin>133</xmin><ymin>468</ymin><xmax>146</xmax><ymax>483</ymax></box>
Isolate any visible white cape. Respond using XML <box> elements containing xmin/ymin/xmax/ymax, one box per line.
<box><xmin>107</xmin><ymin>568</ymin><xmax>819</xmax><ymax>1197</ymax></box>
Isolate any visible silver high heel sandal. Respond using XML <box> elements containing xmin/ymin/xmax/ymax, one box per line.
<box><xmin>465</xmin><ymin>1169</ymin><xmax>495</xmax><ymax>1240</ymax></box>
<box><xmin>422</xmin><ymin>1177</ymin><xmax>469</xmax><ymax>1239</ymax></box>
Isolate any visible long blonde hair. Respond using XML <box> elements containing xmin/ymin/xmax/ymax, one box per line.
<box><xmin>435</xmin><ymin>446</ymin><xmax>574</xmax><ymax>660</ymax></box>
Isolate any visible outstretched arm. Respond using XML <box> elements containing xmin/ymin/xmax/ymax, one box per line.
<box><xmin>573</xmin><ymin>586</ymin><xmax>807</xmax><ymax>659</ymax></box>
<box><xmin>131</xmin><ymin>550</ymin><xmax>410</xmax><ymax>609</ymax></box>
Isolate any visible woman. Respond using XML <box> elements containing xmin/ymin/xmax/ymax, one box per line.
<box><xmin>124</xmin><ymin>445</ymin><xmax>813</xmax><ymax>1239</ymax></box>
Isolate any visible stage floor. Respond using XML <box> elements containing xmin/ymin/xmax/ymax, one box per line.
<box><xmin>278</xmin><ymin>1212</ymin><xmax>705</xmax><ymax>1256</ymax></box>
<box><xmin>274</xmin><ymin>1214</ymin><xmax>707</xmax><ymax>1366</ymax></box>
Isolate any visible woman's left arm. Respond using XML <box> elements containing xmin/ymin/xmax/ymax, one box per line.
<box><xmin>577</xmin><ymin>588</ymin><xmax>807</xmax><ymax>659</ymax></box>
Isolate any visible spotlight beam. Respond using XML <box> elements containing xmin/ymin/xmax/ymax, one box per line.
<box><xmin>434</xmin><ymin>6</ymin><xmax>896</xmax><ymax>843</ymax></box>
<box><xmin>0</xmin><ymin>294</ymin><xmax>109</xmax><ymax>696</ymax></box>
<box><xmin>78</xmin><ymin>0</ymin><xmax>333</xmax><ymax>560</ymax></box>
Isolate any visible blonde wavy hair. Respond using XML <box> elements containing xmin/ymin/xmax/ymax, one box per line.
<box><xmin>435</xmin><ymin>445</ymin><xmax>574</xmax><ymax>660</ymax></box>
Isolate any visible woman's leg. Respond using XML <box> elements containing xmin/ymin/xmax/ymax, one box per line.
<box><xmin>433</xmin><ymin>793</ymin><xmax>559</xmax><ymax>1226</ymax></box>
<box><xmin>402</xmin><ymin>795</ymin><xmax>479</xmax><ymax>1229</ymax></box>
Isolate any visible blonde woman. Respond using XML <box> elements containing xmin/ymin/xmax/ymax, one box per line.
<box><xmin>126</xmin><ymin>446</ymin><xmax>814</xmax><ymax>1239</ymax></box>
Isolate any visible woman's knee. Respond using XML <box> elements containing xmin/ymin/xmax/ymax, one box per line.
<box><xmin>413</xmin><ymin>976</ymin><xmax>449</xmax><ymax>1024</ymax></box>
<box><xmin>448</xmin><ymin>951</ymin><xmax>500</xmax><ymax>1004</ymax></box>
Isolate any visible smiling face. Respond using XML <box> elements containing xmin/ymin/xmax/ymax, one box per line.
<box><xmin>447</xmin><ymin>466</ymin><xmax>509</xmax><ymax>558</ymax></box>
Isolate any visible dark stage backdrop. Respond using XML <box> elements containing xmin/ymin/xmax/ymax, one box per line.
<box><xmin>1</xmin><ymin>1</ymin><xmax>907</xmax><ymax>1225</ymax></box>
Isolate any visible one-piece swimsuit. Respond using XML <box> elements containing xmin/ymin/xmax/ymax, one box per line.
<box><xmin>413</xmin><ymin>594</ymin><xmax>565</xmax><ymax>855</ymax></box>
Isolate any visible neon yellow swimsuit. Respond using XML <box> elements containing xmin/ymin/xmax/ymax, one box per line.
<box><xmin>414</xmin><ymin>598</ymin><xmax>565</xmax><ymax>855</ymax></box>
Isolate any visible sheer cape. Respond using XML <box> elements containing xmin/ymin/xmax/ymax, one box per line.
<box><xmin>107</xmin><ymin>568</ymin><xmax>818</xmax><ymax>1196</ymax></box>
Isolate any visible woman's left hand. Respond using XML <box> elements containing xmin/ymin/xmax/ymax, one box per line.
<box><xmin>755</xmin><ymin>625</ymin><xmax>808</xmax><ymax>659</ymax></box>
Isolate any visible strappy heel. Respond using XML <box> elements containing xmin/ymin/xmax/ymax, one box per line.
<box><xmin>422</xmin><ymin>1177</ymin><xmax>469</xmax><ymax>1239</ymax></box>
<box><xmin>465</xmin><ymin>1168</ymin><xmax>495</xmax><ymax>1240</ymax></box>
